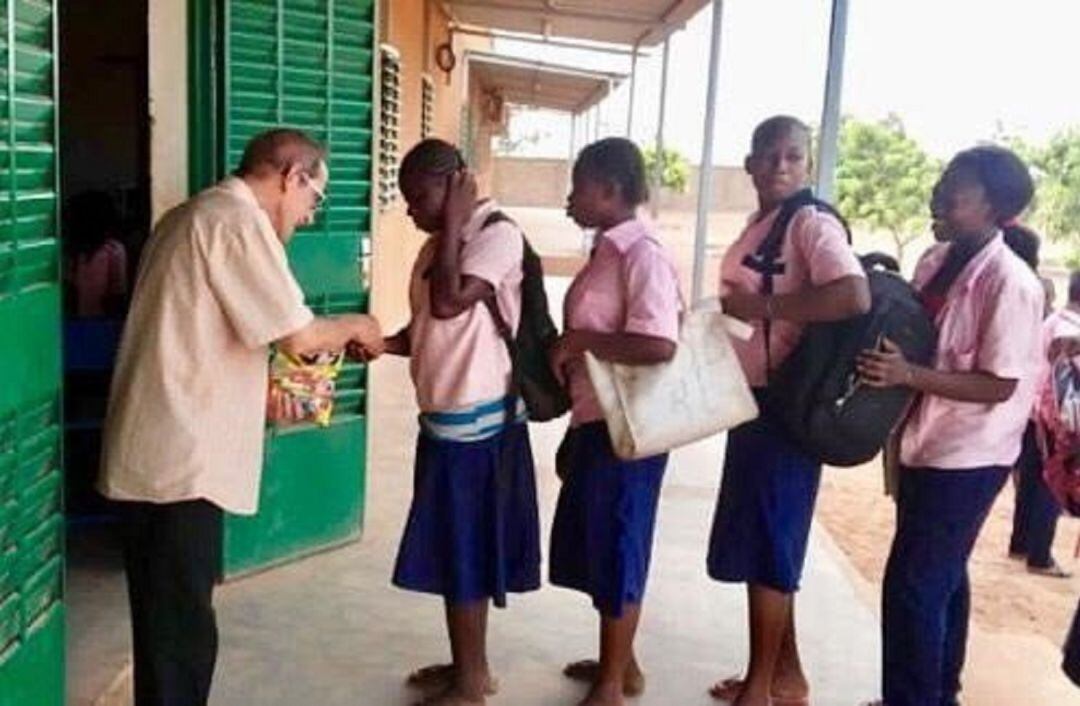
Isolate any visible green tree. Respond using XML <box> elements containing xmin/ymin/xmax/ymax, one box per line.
<box><xmin>836</xmin><ymin>115</ymin><xmax>940</xmax><ymax>264</ymax></box>
<box><xmin>643</xmin><ymin>146</ymin><xmax>691</xmax><ymax>193</ymax></box>
<box><xmin>1023</xmin><ymin>129</ymin><xmax>1080</xmax><ymax>254</ymax></box>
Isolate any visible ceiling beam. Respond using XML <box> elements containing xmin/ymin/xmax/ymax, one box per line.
<box><xmin>446</xmin><ymin>0</ymin><xmax>656</xmax><ymax>28</ymax></box>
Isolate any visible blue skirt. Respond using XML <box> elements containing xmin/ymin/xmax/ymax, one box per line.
<box><xmin>708</xmin><ymin>403</ymin><xmax>821</xmax><ymax>593</ymax></box>
<box><xmin>392</xmin><ymin>422</ymin><xmax>541</xmax><ymax>607</ymax></box>
<box><xmin>549</xmin><ymin>422</ymin><xmax>668</xmax><ymax>618</ymax></box>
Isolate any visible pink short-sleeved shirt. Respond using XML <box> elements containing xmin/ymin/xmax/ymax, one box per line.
<box><xmin>563</xmin><ymin>217</ymin><xmax>681</xmax><ymax>426</ymax></box>
<box><xmin>900</xmin><ymin>235</ymin><xmax>1044</xmax><ymax>470</ymax></box>
<box><xmin>1042</xmin><ymin>309</ymin><xmax>1080</xmax><ymax>357</ymax></box>
<box><xmin>407</xmin><ymin>200</ymin><xmax>523</xmax><ymax>413</ymax></box>
<box><xmin>1031</xmin><ymin>307</ymin><xmax>1080</xmax><ymax>420</ymax></box>
<box><xmin>720</xmin><ymin>205</ymin><xmax>865</xmax><ymax>387</ymax></box>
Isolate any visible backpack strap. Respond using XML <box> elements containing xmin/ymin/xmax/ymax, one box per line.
<box><xmin>478</xmin><ymin>210</ymin><xmax>525</xmax><ymax>410</ymax></box>
<box><xmin>741</xmin><ymin>188</ymin><xmax>851</xmax><ymax>378</ymax></box>
<box><xmin>477</xmin><ymin>209</ymin><xmax>519</xmax><ymax>350</ymax></box>
<box><xmin>482</xmin><ymin>296</ymin><xmax>515</xmax><ymax>349</ymax></box>
<box><xmin>482</xmin><ymin>210</ymin><xmax>515</xmax><ymax>230</ymax></box>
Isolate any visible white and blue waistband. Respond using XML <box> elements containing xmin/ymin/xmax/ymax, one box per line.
<box><xmin>420</xmin><ymin>396</ymin><xmax>528</xmax><ymax>442</ymax></box>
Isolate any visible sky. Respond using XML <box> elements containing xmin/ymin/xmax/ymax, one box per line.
<box><xmin>492</xmin><ymin>0</ymin><xmax>1080</xmax><ymax>166</ymax></box>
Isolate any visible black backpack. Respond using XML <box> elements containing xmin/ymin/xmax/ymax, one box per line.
<box><xmin>480</xmin><ymin>211</ymin><xmax>570</xmax><ymax>422</ymax></box>
<box><xmin>745</xmin><ymin>189</ymin><xmax>937</xmax><ymax>467</ymax></box>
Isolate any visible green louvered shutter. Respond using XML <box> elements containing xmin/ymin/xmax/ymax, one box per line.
<box><xmin>219</xmin><ymin>0</ymin><xmax>376</xmax><ymax>577</ymax></box>
<box><xmin>0</xmin><ymin>0</ymin><xmax>65</xmax><ymax>704</ymax></box>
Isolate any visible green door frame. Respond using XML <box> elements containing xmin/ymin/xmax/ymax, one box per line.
<box><xmin>189</xmin><ymin>0</ymin><xmax>220</xmax><ymax>195</ymax></box>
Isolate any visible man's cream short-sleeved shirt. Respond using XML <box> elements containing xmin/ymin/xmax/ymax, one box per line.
<box><xmin>99</xmin><ymin>178</ymin><xmax>313</xmax><ymax>515</ymax></box>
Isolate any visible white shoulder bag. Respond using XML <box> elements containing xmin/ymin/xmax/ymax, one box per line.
<box><xmin>585</xmin><ymin>308</ymin><xmax>759</xmax><ymax>460</ymax></box>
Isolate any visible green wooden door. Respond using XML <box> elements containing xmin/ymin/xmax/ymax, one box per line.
<box><xmin>210</xmin><ymin>0</ymin><xmax>377</xmax><ymax>578</ymax></box>
<box><xmin>0</xmin><ymin>0</ymin><xmax>64</xmax><ymax>703</ymax></box>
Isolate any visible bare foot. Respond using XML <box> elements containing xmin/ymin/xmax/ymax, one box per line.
<box><xmin>563</xmin><ymin>659</ymin><xmax>645</xmax><ymax>696</ymax></box>
<box><xmin>709</xmin><ymin>676</ymin><xmax>810</xmax><ymax>705</ymax></box>
<box><xmin>773</xmin><ymin>667</ymin><xmax>810</xmax><ymax>702</ymax></box>
<box><xmin>406</xmin><ymin>664</ymin><xmax>499</xmax><ymax>695</ymax></box>
<box><xmin>578</xmin><ymin>680</ymin><xmax>625</xmax><ymax>706</ymax></box>
<box><xmin>731</xmin><ymin>693</ymin><xmax>771</xmax><ymax>706</ymax></box>
<box><xmin>414</xmin><ymin>684</ymin><xmax>486</xmax><ymax>706</ymax></box>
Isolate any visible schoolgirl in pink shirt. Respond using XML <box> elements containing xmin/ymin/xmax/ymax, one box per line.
<box><xmin>709</xmin><ymin>116</ymin><xmax>870</xmax><ymax>706</ymax></box>
<box><xmin>858</xmin><ymin>146</ymin><xmax>1043</xmax><ymax>706</ymax></box>
<box><xmin>385</xmin><ymin>139</ymin><xmax>540</xmax><ymax>706</ymax></box>
<box><xmin>548</xmin><ymin>138</ymin><xmax>681</xmax><ymax>706</ymax></box>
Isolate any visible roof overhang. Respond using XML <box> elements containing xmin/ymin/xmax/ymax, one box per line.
<box><xmin>443</xmin><ymin>0</ymin><xmax>711</xmax><ymax>48</ymax></box>
<box><xmin>467</xmin><ymin>51</ymin><xmax>625</xmax><ymax>114</ymax></box>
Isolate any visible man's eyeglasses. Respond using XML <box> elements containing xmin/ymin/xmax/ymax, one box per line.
<box><xmin>300</xmin><ymin>172</ymin><xmax>327</xmax><ymax>209</ymax></box>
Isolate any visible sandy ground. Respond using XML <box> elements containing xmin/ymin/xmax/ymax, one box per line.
<box><xmin>817</xmin><ymin>461</ymin><xmax>1080</xmax><ymax>648</ymax></box>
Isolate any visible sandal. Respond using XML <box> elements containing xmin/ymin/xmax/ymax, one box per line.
<box><xmin>1028</xmin><ymin>561</ymin><xmax>1072</xmax><ymax>578</ymax></box>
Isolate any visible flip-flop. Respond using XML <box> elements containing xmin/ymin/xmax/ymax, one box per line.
<box><xmin>708</xmin><ymin>676</ymin><xmax>810</xmax><ymax>706</ymax></box>
<box><xmin>1028</xmin><ymin>562</ymin><xmax>1072</xmax><ymax>578</ymax></box>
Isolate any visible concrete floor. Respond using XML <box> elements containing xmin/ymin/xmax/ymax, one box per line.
<box><xmin>65</xmin><ymin>524</ymin><xmax>131</xmax><ymax>706</ymax></box>
<box><xmin>208</xmin><ymin>355</ymin><xmax>882</xmax><ymax>706</ymax></box>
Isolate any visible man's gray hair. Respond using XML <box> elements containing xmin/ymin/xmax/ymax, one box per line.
<box><xmin>234</xmin><ymin>128</ymin><xmax>326</xmax><ymax>178</ymax></box>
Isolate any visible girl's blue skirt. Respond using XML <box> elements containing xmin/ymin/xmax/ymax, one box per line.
<box><xmin>549</xmin><ymin>422</ymin><xmax>667</xmax><ymax>617</ymax></box>
<box><xmin>392</xmin><ymin>422</ymin><xmax>541</xmax><ymax>607</ymax></box>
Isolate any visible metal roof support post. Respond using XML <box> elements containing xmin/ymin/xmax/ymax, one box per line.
<box><xmin>598</xmin><ymin>85</ymin><xmax>606</xmax><ymax>140</ymax></box>
<box><xmin>568</xmin><ymin>112</ymin><xmax>578</xmax><ymax>204</ymax></box>
<box><xmin>650</xmin><ymin>37</ymin><xmax>671</xmax><ymax>217</ymax></box>
<box><xmin>691</xmin><ymin>0</ymin><xmax>725</xmax><ymax>304</ymax></box>
<box><xmin>815</xmin><ymin>0</ymin><xmax>850</xmax><ymax>202</ymax></box>
<box><xmin>626</xmin><ymin>44</ymin><xmax>639</xmax><ymax>137</ymax></box>
<box><xmin>570</xmin><ymin>112</ymin><xmax>578</xmax><ymax>160</ymax></box>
